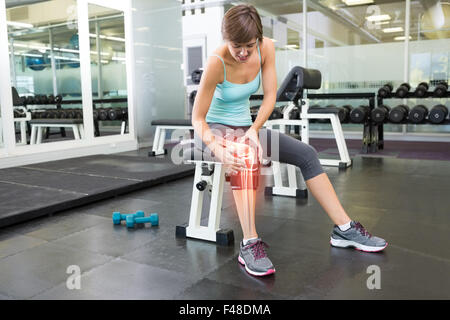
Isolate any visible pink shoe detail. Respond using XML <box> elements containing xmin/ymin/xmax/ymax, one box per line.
<box><xmin>238</xmin><ymin>255</ymin><xmax>275</xmax><ymax>277</ymax></box>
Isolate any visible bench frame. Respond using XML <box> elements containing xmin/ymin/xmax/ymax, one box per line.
<box><xmin>176</xmin><ymin>159</ymin><xmax>234</xmax><ymax>246</ymax></box>
<box><xmin>266</xmin><ymin>100</ymin><xmax>352</xmax><ymax>168</ymax></box>
<box><xmin>264</xmin><ymin>99</ymin><xmax>352</xmax><ymax>198</ymax></box>
<box><xmin>150</xmin><ymin>124</ymin><xmax>193</xmax><ymax>156</ymax></box>
<box><xmin>30</xmin><ymin>122</ymin><xmax>85</xmax><ymax>145</ymax></box>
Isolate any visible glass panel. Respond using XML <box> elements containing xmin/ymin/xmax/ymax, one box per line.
<box><xmin>7</xmin><ymin>0</ymin><xmax>85</xmax><ymax>145</ymax></box>
<box><xmin>88</xmin><ymin>4</ymin><xmax>128</xmax><ymax>137</ymax></box>
<box><xmin>407</xmin><ymin>1</ymin><xmax>450</xmax><ymax>134</ymax></box>
<box><xmin>0</xmin><ymin>93</ymin><xmax>3</xmax><ymax>149</ymax></box>
<box><xmin>307</xmin><ymin>0</ymin><xmax>407</xmax><ymax>134</ymax></box>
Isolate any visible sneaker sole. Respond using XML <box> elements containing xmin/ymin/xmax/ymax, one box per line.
<box><xmin>238</xmin><ymin>255</ymin><xmax>275</xmax><ymax>277</ymax></box>
<box><xmin>330</xmin><ymin>238</ymin><xmax>388</xmax><ymax>252</ymax></box>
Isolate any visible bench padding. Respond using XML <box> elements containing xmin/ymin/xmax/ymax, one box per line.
<box><xmin>308</xmin><ymin>107</ymin><xmax>342</xmax><ymax>114</ymax></box>
<box><xmin>182</xmin><ymin>144</ymin><xmax>220</xmax><ymax>162</ymax></box>
<box><xmin>30</xmin><ymin>119</ymin><xmax>83</xmax><ymax>124</ymax></box>
<box><xmin>151</xmin><ymin>119</ymin><xmax>192</xmax><ymax>126</ymax></box>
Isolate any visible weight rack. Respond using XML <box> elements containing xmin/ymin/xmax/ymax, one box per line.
<box><xmin>376</xmin><ymin>87</ymin><xmax>450</xmax><ymax>153</ymax></box>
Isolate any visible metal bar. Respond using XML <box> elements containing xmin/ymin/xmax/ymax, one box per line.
<box><xmin>303</xmin><ymin>0</ymin><xmax>307</xmax><ymax>68</ymax></box>
<box><xmin>404</xmin><ymin>0</ymin><xmax>410</xmax><ymax>83</ymax></box>
<box><xmin>96</xmin><ymin>20</ymin><xmax>103</xmax><ymax>100</ymax></box>
<box><xmin>60</xmin><ymin>98</ymin><xmax>128</xmax><ymax>104</ymax></box>
<box><xmin>9</xmin><ymin>37</ymin><xmax>16</xmax><ymax>88</ymax></box>
<box><xmin>307</xmin><ymin>93</ymin><xmax>375</xmax><ymax>99</ymax></box>
<box><xmin>48</xmin><ymin>28</ymin><xmax>58</xmax><ymax>96</ymax></box>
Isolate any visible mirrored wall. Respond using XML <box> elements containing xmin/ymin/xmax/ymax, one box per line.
<box><xmin>88</xmin><ymin>3</ymin><xmax>128</xmax><ymax>138</ymax></box>
<box><xmin>7</xmin><ymin>0</ymin><xmax>85</xmax><ymax>145</ymax></box>
<box><xmin>3</xmin><ymin>0</ymin><xmax>131</xmax><ymax>151</ymax></box>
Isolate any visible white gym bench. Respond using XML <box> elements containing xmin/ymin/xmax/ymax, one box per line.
<box><xmin>264</xmin><ymin>66</ymin><xmax>352</xmax><ymax>199</ymax></box>
<box><xmin>149</xmin><ymin>119</ymin><xmax>193</xmax><ymax>156</ymax></box>
<box><xmin>0</xmin><ymin>112</ymin><xmax>31</xmax><ymax>146</ymax></box>
<box><xmin>176</xmin><ymin>145</ymin><xmax>234</xmax><ymax>245</ymax></box>
<box><xmin>177</xmin><ymin>66</ymin><xmax>348</xmax><ymax>244</ymax></box>
<box><xmin>29</xmin><ymin>119</ymin><xmax>84</xmax><ymax>144</ymax></box>
<box><xmin>266</xmin><ymin>102</ymin><xmax>352</xmax><ymax>168</ymax></box>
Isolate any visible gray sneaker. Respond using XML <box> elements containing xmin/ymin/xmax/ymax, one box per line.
<box><xmin>330</xmin><ymin>221</ymin><xmax>388</xmax><ymax>252</ymax></box>
<box><xmin>238</xmin><ymin>239</ymin><xmax>275</xmax><ymax>276</ymax></box>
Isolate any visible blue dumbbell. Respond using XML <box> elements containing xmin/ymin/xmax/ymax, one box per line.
<box><xmin>112</xmin><ymin>211</ymin><xmax>145</xmax><ymax>225</ymax></box>
<box><xmin>126</xmin><ymin>213</ymin><xmax>159</xmax><ymax>228</ymax></box>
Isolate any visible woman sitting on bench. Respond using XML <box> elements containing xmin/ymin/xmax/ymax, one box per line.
<box><xmin>191</xmin><ymin>4</ymin><xmax>387</xmax><ymax>277</ymax></box>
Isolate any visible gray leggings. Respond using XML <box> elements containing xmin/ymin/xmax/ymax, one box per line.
<box><xmin>195</xmin><ymin>123</ymin><xmax>324</xmax><ymax>181</ymax></box>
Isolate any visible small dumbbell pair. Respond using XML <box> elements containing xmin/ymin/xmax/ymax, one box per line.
<box><xmin>414</xmin><ymin>82</ymin><xmax>448</xmax><ymax>98</ymax></box>
<box><xmin>112</xmin><ymin>211</ymin><xmax>159</xmax><ymax>228</ymax></box>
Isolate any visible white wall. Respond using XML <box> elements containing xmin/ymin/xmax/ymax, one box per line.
<box><xmin>182</xmin><ymin>4</ymin><xmax>224</xmax><ymax>58</ymax></box>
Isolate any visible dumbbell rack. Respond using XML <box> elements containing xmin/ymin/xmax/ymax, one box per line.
<box><xmin>306</xmin><ymin>92</ymin><xmax>377</xmax><ymax>153</ymax></box>
<box><xmin>58</xmin><ymin>98</ymin><xmax>128</xmax><ymax>137</ymax></box>
<box><xmin>375</xmin><ymin>89</ymin><xmax>450</xmax><ymax>153</ymax></box>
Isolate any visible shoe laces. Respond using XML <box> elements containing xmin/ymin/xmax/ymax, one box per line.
<box><xmin>354</xmin><ymin>222</ymin><xmax>372</xmax><ymax>238</ymax></box>
<box><xmin>246</xmin><ymin>240</ymin><xmax>269</xmax><ymax>260</ymax></box>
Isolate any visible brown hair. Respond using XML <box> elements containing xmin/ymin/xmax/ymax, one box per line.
<box><xmin>222</xmin><ymin>4</ymin><xmax>263</xmax><ymax>44</ymax></box>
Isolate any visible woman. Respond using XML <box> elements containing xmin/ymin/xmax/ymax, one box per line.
<box><xmin>191</xmin><ymin>4</ymin><xmax>387</xmax><ymax>277</ymax></box>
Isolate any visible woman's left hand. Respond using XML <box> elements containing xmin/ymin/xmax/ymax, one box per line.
<box><xmin>237</xmin><ymin>127</ymin><xmax>263</xmax><ymax>163</ymax></box>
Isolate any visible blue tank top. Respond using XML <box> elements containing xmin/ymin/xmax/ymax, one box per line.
<box><xmin>206</xmin><ymin>41</ymin><xmax>262</xmax><ymax>126</ymax></box>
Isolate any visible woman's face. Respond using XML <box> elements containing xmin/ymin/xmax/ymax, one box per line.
<box><xmin>227</xmin><ymin>38</ymin><xmax>258</xmax><ymax>63</ymax></box>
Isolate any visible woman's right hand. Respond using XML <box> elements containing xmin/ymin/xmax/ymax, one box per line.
<box><xmin>209</xmin><ymin>137</ymin><xmax>247</xmax><ymax>174</ymax></box>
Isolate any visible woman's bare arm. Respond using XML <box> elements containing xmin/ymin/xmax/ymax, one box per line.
<box><xmin>251</xmin><ymin>37</ymin><xmax>277</xmax><ymax>131</ymax></box>
<box><xmin>191</xmin><ymin>56</ymin><xmax>223</xmax><ymax>150</ymax></box>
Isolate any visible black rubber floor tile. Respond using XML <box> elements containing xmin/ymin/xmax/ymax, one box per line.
<box><xmin>71</xmin><ymin>196</ymin><xmax>161</xmax><ymax>219</ymax></box>
<box><xmin>3</xmin><ymin>213</ymin><xmax>107</xmax><ymax>242</ymax></box>
<box><xmin>0</xmin><ymin>231</ymin><xmax>47</xmax><ymax>259</ymax></box>
<box><xmin>0</xmin><ymin>293</ymin><xmax>14</xmax><ymax>300</ymax></box>
<box><xmin>23</xmin><ymin>154</ymin><xmax>192</xmax><ymax>181</ymax></box>
<box><xmin>371</xmin><ymin>213</ymin><xmax>450</xmax><ymax>261</ymax></box>
<box><xmin>0</xmin><ymin>181</ymin><xmax>86</xmax><ymax>228</ymax></box>
<box><xmin>33</xmin><ymin>258</ymin><xmax>193</xmax><ymax>300</ymax></box>
<box><xmin>122</xmin><ymin>235</ymin><xmax>237</xmax><ymax>282</ymax></box>
<box><xmin>300</xmin><ymin>244</ymin><xmax>450</xmax><ymax>300</ymax></box>
<box><xmin>0</xmin><ymin>242</ymin><xmax>112</xmax><ymax>299</ymax></box>
<box><xmin>51</xmin><ymin>220</ymin><xmax>169</xmax><ymax>257</ymax></box>
<box><xmin>0</xmin><ymin>167</ymin><xmax>133</xmax><ymax>195</ymax></box>
<box><xmin>174</xmin><ymin>278</ymin><xmax>286</xmax><ymax>300</ymax></box>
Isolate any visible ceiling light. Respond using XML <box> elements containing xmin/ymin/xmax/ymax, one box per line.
<box><xmin>13</xmin><ymin>43</ymin><xmax>29</xmax><ymax>48</ymax></box>
<box><xmin>105</xmin><ymin>36</ymin><xmax>125</xmax><ymax>42</ymax></box>
<box><xmin>383</xmin><ymin>27</ymin><xmax>403</xmax><ymax>33</ymax></box>
<box><xmin>394</xmin><ymin>36</ymin><xmax>412</xmax><ymax>41</ymax></box>
<box><xmin>374</xmin><ymin>21</ymin><xmax>390</xmax><ymax>25</ymax></box>
<box><xmin>22</xmin><ymin>53</ymin><xmax>42</xmax><ymax>58</ymax></box>
<box><xmin>89</xmin><ymin>33</ymin><xmax>125</xmax><ymax>42</ymax></box>
<box><xmin>7</xmin><ymin>21</ymin><xmax>33</xmax><ymax>29</ymax></box>
<box><xmin>342</xmin><ymin>0</ymin><xmax>374</xmax><ymax>6</ymax></box>
<box><xmin>54</xmin><ymin>56</ymin><xmax>80</xmax><ymax>62</ymax></box>
<box><xmin>58</xmin><ymin>48</ymin><xmax>79</xmax><ymax>54</ymax></box>
<box><xmin>365</xmin><ymin>14</ymin><xmax>391</xmax><ymax>22</ymax></box>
